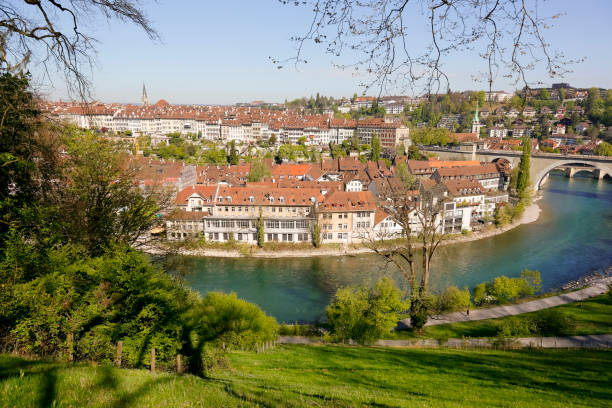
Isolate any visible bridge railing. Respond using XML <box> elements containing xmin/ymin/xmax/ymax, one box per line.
<box><xmin>419</xmin><ymin>145</ymin><xmax>612</xmax><ymax>162</ymax></box>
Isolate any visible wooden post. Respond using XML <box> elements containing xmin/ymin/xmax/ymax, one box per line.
<box><xmin>176</xmin><ymin>354</ymin><xmax>182</xmax><ymax>374</ymax></box>
<box><xmin>67</xmin><ymin>333</ymin><xmax>74</xmax><ymax>362</ymax></box>
<box><xmin>116</xmin><ymin>341</ymin><xmax>123</xmax><ymax>367</ymax></box>
<box><xmin>151</xmin><ymin>348</ymin><xmax>156</xmax><ymax>374</ymax></box>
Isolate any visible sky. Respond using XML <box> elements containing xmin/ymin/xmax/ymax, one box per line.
<box><xmin>35</xmin><ymin>0</ymin><xmax>612</xmax><ymax>105</ymax></box>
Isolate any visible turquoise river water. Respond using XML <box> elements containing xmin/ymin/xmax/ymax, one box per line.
<box><xmin>164</xmin><ymin>173</ymin><xmax>612</xmax><ymax>323</ymax></box>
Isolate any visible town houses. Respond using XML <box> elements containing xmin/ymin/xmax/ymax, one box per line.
<box><xmin>163</xmin><ymin>156</ymin><xmax>511</xmax><ymax>244</ymax></box>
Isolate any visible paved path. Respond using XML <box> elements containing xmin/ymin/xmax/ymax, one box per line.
<box><xmin>399</xmin><ymin>277</ymin><xmax>612</xmax><ymax>328</ymax></box>
<box><xmin>278</xmin><ymin>334</ymin><xmax>612</xmax><ymax>349</ymax></box>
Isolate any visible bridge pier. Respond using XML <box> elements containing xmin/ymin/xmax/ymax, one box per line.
<box><xmin>593</xmin><ymin>169</ymin><xmax>606</xmax><ymax>180</ymax></box>
<box><xmin>564</xmin><ymin>167</ymin><xmax>577</xmax><ymax>178</ymax></box>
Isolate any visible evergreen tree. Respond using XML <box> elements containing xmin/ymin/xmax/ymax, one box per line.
<box><xmin>516</xmin><ymin>136</ymin><xmax>531</xmax><ymax>197</ymax></box>
<box><xmin>257</xmin><ymin>211</ymin><xmax>265</xmax><ymax>248</ymax></box>
<box><xmin>228</xmin><ymin>141</ymin><xmax>239</xmax><ymax>165</ymax></box>
<box><xmin>370</xmin><ymin>132</ymin><xmax>381</xmax><ymax>161</ymax></box>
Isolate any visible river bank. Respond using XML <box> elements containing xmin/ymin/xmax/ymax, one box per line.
<box><xmin>144</xmin><ymin>200</ymin><xmax>542</xmax><ymax>259</ymax></box>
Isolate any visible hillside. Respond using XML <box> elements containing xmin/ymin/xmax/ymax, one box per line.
<box><xmin>2</xmin><ymin>346</ymin><xmax>610</xmax><ymax>407</ymax></box>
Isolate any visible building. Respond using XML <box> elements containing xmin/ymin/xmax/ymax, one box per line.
<box><xmin>317</xmin><ymin>191</ymin><xmax>377</xmax><ymax>244</ymax></box>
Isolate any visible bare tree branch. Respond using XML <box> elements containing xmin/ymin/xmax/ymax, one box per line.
<box><xmin>277</xmin><ymin>0</ymin><xmax>581</xmax><ymax>96</ymax></box>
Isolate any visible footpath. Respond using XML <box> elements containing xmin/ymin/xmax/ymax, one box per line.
<box><xmin>278</xmin><ymin>334</ymin><xmax>612</xmax><ymax>349</ymax></box>
<box><xmin>400</xmin><ymin>276</ymin><xmax>612</xmax><ymax>328</ymax></box>
<box><xmin>278</xmin><ymin>276</ymin><xmax>612</xmax><ymax>349</ymax></box>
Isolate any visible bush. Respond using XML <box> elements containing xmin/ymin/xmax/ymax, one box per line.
<box><xmin>326</xmin><ymin>278</ymin><xmax>408</xmax><ymax>344</ymax></box>
<box><xmin>195</xmin><ymin>292</ymin><xmax>278</xmax><ymax>350</ymax></box>
<box><xmin>533</xmin><ymin>310</ymin><xmax>576</xmax><ymax>336</ymax></box>
<box><xmin>496</xmin><ymin>317</ymin><xmax>536</xmax><ymax>338</ymax></box>
<box><xmin>434</xmin><ymin>286</ymin><xmax>472</xmax><ymax>314</ymax></box>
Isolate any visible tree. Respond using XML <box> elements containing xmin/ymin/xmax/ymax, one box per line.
<box><xmin>406</xmin><ymin>144</ymin><xmax>424</xmax><ymax>160</ymax></box>
<box><xmin>362</xmin><ymin>179</ymin><xmax>447</xmax><ymax>329</ymax></box>
<box><xmin>516</xmin><ymin>137</ymin><xmax>531</xmax><ymax>198</ymax></box>
<box><xmin>326</xmin><ymin>278</ymin><xmax>408</xmax><ymax>344</ymax></box>
<box><xmin>256</xmin><ymin>211</ymin><xmax>265</xmax><ymax>248</ymax></box>
<box><xmin>58</xmin><ymin>131</ymin><xmax>169</xmax><ymax>256</ymax></box>
<box><xmin>277</xmin><ymin>1</ymin><xmax>575</xmax><ymax>94</ymax></box>
<box><xmin>433</xmin><ymin>286</ymin><xmax>472</xmax><ymax>314</ymax></box>
<box><xmin>539</xmin><ymin>89</ymin><xmax>550</xmax><ymax>101</ymax></box>
<box><xmin>370</xmin><ymin>133</ymin><xmax>381</xmax><ymax>161</ymax></box>
<box><xmin>228</xmin><ymin>141</ymin><xmax>239</xmax><ymax>165</ymax></box>
<box><xmin>248</xmin><ymin>156</ymin><xmax>271</xmax><ymax>182</ymax></box>
<box><xmin>594</xmin><ymin>141</ymin><xmax>612</xmax><ymax>156</ymax></box>
<box><xmin>0</xmin><ymin>1</ymin><xmax>157</xmax><ymax>98</ymax></box>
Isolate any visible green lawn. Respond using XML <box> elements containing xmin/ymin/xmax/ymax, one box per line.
<box><xmin>390</xmin><ymin>293</ymin><xmax>612</xmax><ymax>340</ymax></box>
<box><xmin>2</xmin><ymin>346</ymin><xmax>611</xmax><ymax>407</ymax></box>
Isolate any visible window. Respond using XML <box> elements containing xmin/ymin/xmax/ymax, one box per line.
<box><xmin>337</xmin><ymin>233</ymin><xmax>343</xmax><ymax>239</ymax></box>
<box><xmin>281</xmin><ymin>221</ymin><xmax>294</xmax><ymax>229</ymax></box>
<box><xmin>223</xmin><ymin>233</ymin><xmax>229</xmax><ymax>241</ymax></box>
<box><xmin>344</xmin><ymin>224</ymin><xmax>348</xmax><ymax>230</ymax></box>
<box><xmin>208</xmin><ymin>233</ymin><xmax>213</xmax><ymax>241</ymax></box>
<box><xmin>269</xmin><ymin>196</ymin><xmax>275</xmax><ymax>203</ymax></box>
<box><xmin>237</xmin><ymin>233</ymin><xmax>243</xmax><ymax>240</ymax></box>
<box><xmin>231</xmin><ymin>207</ymin><xmax>235</xmax><ymax>212</ymax></box>
<box><xmin>249</xmin><ymin>196</ymin><xmax>254</xmax><ymax>203</ymax></box>
<box><xmin>279</xmin><ymin>196</ymin><xmax>285</xmax><ymax>203</ymax></box>
<box><xmin>214</xmin><ymin>233</ymin><xmax>219</xmax><ymax>240</ymax></box>
<box><xmin>338</xmin><ymin>224</ymin><xmax>342</xmax><ymax>229</ymax></box>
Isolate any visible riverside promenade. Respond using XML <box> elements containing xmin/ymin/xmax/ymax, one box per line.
<box><xmin>405</xmin><ymin>276</ymin><xmax>612</xmax><ymax>328</ymax></box>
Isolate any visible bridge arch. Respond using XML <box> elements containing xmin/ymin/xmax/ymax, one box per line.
<box><xmin>533</xmin><ymin>159</ymin><xmax>612</xmax><ymax>190</ymax></box>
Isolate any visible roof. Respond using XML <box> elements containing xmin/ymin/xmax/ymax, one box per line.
<box><xmin>318</xmin><ymin>191</ymin><xmax>377</xmax><ymax>212</ymax></box>
<box><xmin>215</xmin><ymin>186</ymin><xmax>324</xmax><ymax>206</ymax></box>
<box><xmin>435</xmin><ymin>163</ymin><xmax>501</xmax><ymax>178</ymax></box>
<box><xmin>175</xmin><ymin>185</ymin><xmax>217</xmax><ymax>205</ymax></box>
<box><xmin>442</xmin><ymin>179</ymin><xmax>485</xmax><ymax>196</ymax></box>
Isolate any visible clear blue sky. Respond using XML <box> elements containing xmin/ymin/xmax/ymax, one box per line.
<box><xmin>37</xmin><ymin>0</ymin><xmax>612</xmax><ymax>104</ymax></box>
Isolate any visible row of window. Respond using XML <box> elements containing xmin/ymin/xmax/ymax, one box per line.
<box><xmin>215</xmin><ymin>205</ymin><xmax>311</xmax><ymax>214</ymax></box>
<box><xmin>355</xmin><ymin>222</ymin><xmax>371</xmax><ymax>228</ymax></box>
<box><xmin>322</xmin><ymin>223</ymin><xmax>349</xmax><ymax>230</ymax></box>
<box><xmin>266</xmin><ymin>233</ymin><xmax>310</xmax><ymax>242</ymax></box>
<box><xmin>265</xmin><ymin>220</ymin><xmax>310</xmax><ymax>229</ymax></box>
<box><xmin>323</xmin><ymin>233</ymin><xmax>349</xmax><ymax>240</ymax></box>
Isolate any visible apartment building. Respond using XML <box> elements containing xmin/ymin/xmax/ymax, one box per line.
<box><xmin>316</xmin><ymin>191</ymin><xmax>377</xmax><ymax>244</ymax></box>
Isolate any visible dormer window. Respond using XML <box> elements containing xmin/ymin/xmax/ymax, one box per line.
<box><xmin>227</xmin><ymin>196</ymin><xmax>232</xmax><ymax>203</ymax></box>
<box><xmin>249</xmin><ymin>196</ymin><xmax>254</xmax><ymax>203</ymax></box>
<box><xmin>269</xmin><ymin>196</ymin><xmax>275</xmax><ymax>203</ymax></box>
<box><xmin>279</xmin><ymin>196</ymin><xmax>285</xmax><ymax>204</ymax></box>
<box><xmin>218</xmin><ymin>197</ymin><xmax>223</xmax><ymax>203</ymax></box>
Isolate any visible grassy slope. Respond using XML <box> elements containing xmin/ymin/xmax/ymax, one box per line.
<box><xmin>2</xmin><ymin>346</ymin><xmax>611</xmax><ymax>407</ymax></box>
<box><xmin>390</xmin><ymin>294</ymin><xmax>612</xmax><ymax>340</ymax></box>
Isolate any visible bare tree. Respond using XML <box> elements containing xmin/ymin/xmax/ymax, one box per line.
<box><xmin>362</xmin><ymin>179</ymin><xmax>446</xmax><ymax>329</ymax></box>
<box><xmin>0</xmin><ymin>0</ymin><xmax>158</xmax><ymax>99</ymax></box>
<box><xmin>276</xmin><ymin>0</ymin><xmax>582</xmax><ymax>95</ymax></box>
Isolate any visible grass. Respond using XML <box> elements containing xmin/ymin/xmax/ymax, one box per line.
<box><xmin>2</xmin><ymin>346</ymin><xmax>611</xmax><ymax>407</ymax></box>
<box><xmin>389</xmin><ymin>294</ymin><xmax>612</xmax><ymax>340</ymax></box>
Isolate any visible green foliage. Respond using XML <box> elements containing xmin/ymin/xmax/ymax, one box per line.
<box><xmin>395</xmin><ymin>162</ymin><xmax>418</xmax><ymax>189</ymax></box>
<box><xmin>247</xmin><ymin>156</ymin><xmax>271</xmax><ymax>182</ymax></box>
<box><xmin>227</xmin><ymin>141</ymin><xmax>239</xmax><ymax>165</ymax></box>
<box><xmin>434</xmin><ymin>286</ymin><xmax>472</xmax><ymax>314</ymax></box>
<box><xmin>471</xmin><ymin>271</ymin><xmax>541</xmax><ymax>305</ymax></box>
<box><xmin>406</xmin><ymin>144</ymin><xmax>424</xmax><ymax>160</ymax></box>
<box><xmin>312</xmin><ymin>222</ymin><xmax>321</xmax><ymax>248</ymax></box>
<box><xmin>410</xmin><ymin>127</ymin><xmax>451</xmax><ymax>146</ymax></box>
<box><xmin>594</xmin><ymin>141</ymin><xmax>612</xmax><ymax>156</ymax></box>
<box><xmin>202</xmin><ymin>147</ymin><xmax>227</xmax><ymax>164</ymax></box>
<box><xmin>496</xmin><ymin>316</ymin><xmax>536</xmax><ymax>338</ymax></box>
<box><xmin>516</xmin><ymin>136</ymin><xmax>531</xmax><ymax>197</ymax></box>
<box><xmin>370</xmin><ymin>133</ymin><xmax>380</xmax><ymax>161</ymax></box>
<box><xmin>256</xmin><ymin>212</ymin><xmax>265</xmax><ymax>248</ymax></box>
<box><xmin>326</xmin><ymin>278</ymin><xmax>408</xmax><ymax>344</ymax></box>
<box><xmin>195</xmin><ymin>292</ymin><xmax>277</xmax><ymax>349</ymax></box>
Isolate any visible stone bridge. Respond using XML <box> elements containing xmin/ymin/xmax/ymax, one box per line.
<box><xmin>420</xmin><ymin>147</ymin><xmax>612</xmax><ymax>191</ymax></box>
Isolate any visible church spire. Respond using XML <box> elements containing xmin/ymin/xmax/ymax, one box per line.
<box><xmin>142</xmin><ymin>83</ymin><xmax>149</xmax><ymax>107</ymax></box>
<box><xmin>471</xmin><ymin>100</ymin><xmax>482</xmax><ymax>134</ymax></box>
<box><xmin>473</xmin><ymin>100</ymin><xmax>479</xmax><ymax>122</ymax></box>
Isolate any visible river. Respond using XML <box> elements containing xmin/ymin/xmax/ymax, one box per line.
<box><xmin>164</xmin><ymin>173</ymin><xmax>612</xmax><ymax>323</ymax></box>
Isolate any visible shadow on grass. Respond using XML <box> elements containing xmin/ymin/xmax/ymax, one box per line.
<box><xmin>0</xmin><ymin>356</ymin><xmax>179</xmax><ymax>408</ymax></box>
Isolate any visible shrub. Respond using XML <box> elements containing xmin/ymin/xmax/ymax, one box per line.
<box><xmin>533</xmin><ymin>310</ymin><xmax>576</xmax><ymax>336</ymax></box>
<box><xmin>326</xmin><ymin>278</ymin><xmax>408</xmax><ymax>344</ymax></box>
<box><xmin>434</xmin><ymin>286</ymin><xmax>472</xmax><ymax>314</ymax></box>
<box><xmin>496</xmin><ymin>317</ymin><xmax>536</xmax><ymax>338</ymax></box>
<box><xmin>196</xmin><ymin>292</ymin><xmax>278</xmax><ymax>350</ymax></box>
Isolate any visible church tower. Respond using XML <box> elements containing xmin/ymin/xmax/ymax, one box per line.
<box><xmin>471</xmin><ymin>101</ymin><xmax>482</xmax><ymax>134</ymax></box>
<box><xmin>141</xmin><ymin>83</ymin><xmax>149</xmax><ymax>107</ymax></box>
